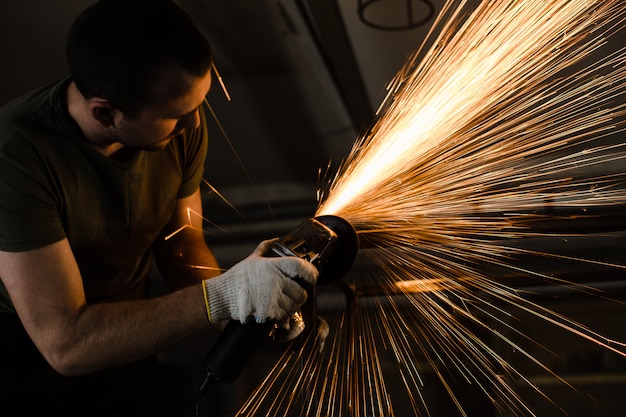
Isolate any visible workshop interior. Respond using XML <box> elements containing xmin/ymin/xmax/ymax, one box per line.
<box><xmin>1</xmin><ymin>0</ymin><xmax>625</xmax><ymax>416</ymax></box>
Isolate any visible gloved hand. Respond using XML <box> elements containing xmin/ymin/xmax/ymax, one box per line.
<box><xmin>202</xmin><ymin>239</ymin><xmax>319</xmax><ymax>324</ymax></box>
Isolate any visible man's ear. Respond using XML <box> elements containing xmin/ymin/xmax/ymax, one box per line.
<box><xmin>88</xmin><ymin>99</ymin><xmax>117</xmax><ymax>128</ymax></box>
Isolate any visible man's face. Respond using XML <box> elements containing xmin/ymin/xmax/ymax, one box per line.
<box><xmin>111</xmin><ymin>68</ymin><xmax>212</xmax><ymax>151</ymax></box>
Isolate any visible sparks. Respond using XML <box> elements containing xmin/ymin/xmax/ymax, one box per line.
<box><xmin>234</xmin><ymin>1</ymin><xmax>626</xmax><ymax>416</ymax></box>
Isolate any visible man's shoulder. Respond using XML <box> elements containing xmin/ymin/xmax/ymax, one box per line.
<box><xmin>0</xmin><ymin>79</ymin><xmax>74</xmax><ymax>155</ymax></box>
<box><xmin>0</xmin><ymin>79</ymin><xmax>69</xmax><ymax>137</ymax></box>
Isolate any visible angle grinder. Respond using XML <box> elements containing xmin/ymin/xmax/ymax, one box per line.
<box><xmin>197</xmin><ymin>214</ymin><xmax>358</xmax><ymax>394</ymax></box>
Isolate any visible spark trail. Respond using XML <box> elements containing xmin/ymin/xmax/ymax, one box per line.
<box><xmin>231</xmin><ymin>1</ymin><xmax>626</xmax><ymax>416</ymax></box>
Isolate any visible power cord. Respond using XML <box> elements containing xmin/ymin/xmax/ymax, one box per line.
<box><xmin>194</xmin><ymin>371</ymin><xmax>217</xmax><ymax>417</ymax></box>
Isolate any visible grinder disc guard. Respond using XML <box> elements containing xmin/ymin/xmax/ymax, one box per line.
<box><xmin>313</xmin><ymin>215</ymin><xmax>359</xmax><ymax>284</ymax></box>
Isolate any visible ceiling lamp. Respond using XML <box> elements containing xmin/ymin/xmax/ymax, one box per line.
<box><xmin>357</xmin><ymin>0</ymin><xmax>434</xmax><ymax>31</ymax></box>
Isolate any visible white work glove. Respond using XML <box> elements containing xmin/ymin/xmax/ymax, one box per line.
<box><xmin>202</xmin><ymin>239</ymin><xmax>319</xmax><ymax>324</ymax></box>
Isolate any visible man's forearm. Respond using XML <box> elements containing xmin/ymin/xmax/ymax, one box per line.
<box><xmin>44</xmin><ymin>284</ymin><xmax>208</xmax><ymax>376</ymax></box>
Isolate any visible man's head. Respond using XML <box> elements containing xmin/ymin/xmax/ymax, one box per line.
<box><xmin>67</xmin><ymin>0</ymin><xmax>213</xmax><ymax>118</ymax></box>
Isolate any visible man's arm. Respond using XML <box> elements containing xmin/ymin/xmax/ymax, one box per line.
<box><xmin>0</xmin><ymin>187</ymin><xmax>317</xmax><ymax>377</ymax></box>
<box><xmin>153</xmin><ymin>187</ymin><xmax>222</xmax><ymax>289</ymax></box>
<box><xmin>0</xmin><ymin>188</ymin><xmax>217</xmax><ymax>376</ymax></box>
<box><xmin>0</xmin><ymin>239</ymin><xmax>208</xmax><ymax>377</ymax></box>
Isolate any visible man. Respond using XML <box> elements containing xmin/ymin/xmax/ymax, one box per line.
<box><xmin>0</xmin><ymin>0</ymin><xmax>318</xmax><ymax>415</ymax></box>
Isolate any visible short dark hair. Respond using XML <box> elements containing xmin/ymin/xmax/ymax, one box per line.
<box><xmin>67</xmin><ymin>0</ymin><xmax>212</xmax><ymax>116</ymax></box>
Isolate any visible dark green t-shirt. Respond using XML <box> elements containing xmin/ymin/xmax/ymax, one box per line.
<box><xmin>0</xmin><ymin>78</ymin><xmax>208</xmax><ymax>313</ymax></box>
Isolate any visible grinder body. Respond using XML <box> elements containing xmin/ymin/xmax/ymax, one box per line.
<box><xmin>199</xmin><ymin>215</ymin><xmax>357</xmax><ymax>390</ymax></box>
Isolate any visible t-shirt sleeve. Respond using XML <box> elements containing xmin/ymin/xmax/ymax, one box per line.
<box><xmin>0</xmin><ymin>136</ymin><xmax>65</xmax><ymax>252</ymax></box>
<box><xmin>177</xmin><ymin>107</ymin><xmax>208</xmax><ymax>198</ymax></box>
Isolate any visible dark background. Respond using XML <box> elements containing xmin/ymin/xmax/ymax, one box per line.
<box><xmin>1</xmin><ymin>1</ymin><xmax>625</xmax><ymax>416</ymax></box>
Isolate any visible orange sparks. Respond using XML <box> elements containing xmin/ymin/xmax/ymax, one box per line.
<box><xmin>236</xmin><ymin>1</ymin><xmax>626</xmax><ymax>416</ymax></box>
